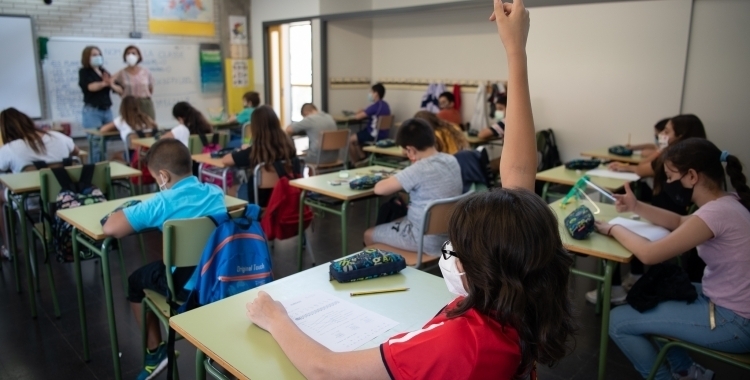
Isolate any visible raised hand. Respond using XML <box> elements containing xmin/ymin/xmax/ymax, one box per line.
<box><xmin>614</xmin><ymin>182</ymin><xmax>638</xmax><ymax>213</ymax></box>
<box><xmin>489</xmin><ymin>0</ymin><xmax>530</xmax><ymax>57</ymax></box>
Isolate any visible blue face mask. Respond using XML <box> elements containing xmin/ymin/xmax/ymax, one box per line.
<box><xmin>90</xmin><ymin>55</ymin><xmax>103</xmax><ymax>67</ymax></box>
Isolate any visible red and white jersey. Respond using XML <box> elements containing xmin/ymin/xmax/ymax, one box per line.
<box><xmin>380</xmin><ymin>297</ymin><xmax>522</xmax><ymax>380</ymax></box>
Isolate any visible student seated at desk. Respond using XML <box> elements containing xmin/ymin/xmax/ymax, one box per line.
<box><xmin>222</xmin><ymin>105</ymin><xmax>297</xmax><ymax>205</ymax></box>
<box><xmin>363</xmin><ymin>118</ymin><xmax>462</xmax><ymax>254</ymax></box>
<box><xmin>101</xmin><ymin>138</ymin><xmax>225</xmax><ymax>380</ymax></box>
<box><xmin>414</xmin><ymin>110</ymin><xmax>469</xmax><ymax>155</ymax></box>
<box><xmin>160</xmin><ymin>101</ymin><xmax>213</xmax><ymax>147</ymax></box>
<box><xmin>100</xmin><ymin>95</ymin><xmax>157</xmax><ymax>162</ymax></box>
<box><xmin>478</xmin><ymin>94</ymin><xmax>507</xmax><ymax>140</ymax></box>
<box><xmin>436</xmin><ymin>91</ymin><xmax>462</xmax><ymax>125</ymax></box>
<box><xmin>625</xmin><ymin>118</ymin><xmax>668</xmax><ymax>158</ymax></box>
<box><xmin>595</xmin><ymin>138</ymin><xmax>750</xmax><ymax>380</ymax></box>
<box><xmin>229</xmin><ymin>91</ymin><xmax>260</xmax><ymax>126</ymax></box>
<box><xmin>285</xmin><ymin>103</ymin><xmax>337</xmax><ymax>165</ymax></box>
<box><xmin>247</xmin><ymin>4</ymin><xmax>576</xmax><ymax>379</ymax></box>
<box><xmin>349</xmin><ymin>83</ymin><xmax>391</xmax><ymax>165</ymax></box>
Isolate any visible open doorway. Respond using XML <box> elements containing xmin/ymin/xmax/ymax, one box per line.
<box><xmin>266</xmin><ymin>21</ymin><xmax>313</xmax><ymax>126</ymax></box>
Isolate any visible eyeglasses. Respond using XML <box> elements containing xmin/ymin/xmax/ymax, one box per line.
<box><xmin>441</xmin><ymin>240</ymin><xmax>458</xmax><ymax>260</ymax></box>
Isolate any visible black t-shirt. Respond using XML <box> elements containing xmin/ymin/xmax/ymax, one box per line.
<box><xmin>79</xmin><ymin>67</ymin><xmax>113</xmax><ymax>109</ymax></box>
<box><xmin>231</xmin><ymin>147</ymin><xmax>252</xmax><ymax>168</ymax></box>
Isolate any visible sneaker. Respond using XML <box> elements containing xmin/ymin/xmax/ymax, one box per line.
<box><xmin>136</xmin><ymin>342</ymin><xmax>168</xmax><ymax>380</ymax></box>
<box><xmin>622</xmin><ymin>273</ymin><xmax>642</xmax><ymax>292</ymax></box>
<box><xmin>1</xmin><ymin>245</ymin><xmax>11</xmax><ymax>261</ymax></box>
<box><xmin>673</xmin><ymin>363</ymin><xmax>715</xmax><ymax>380</ymax></box>
<box><xmin>585</xmin><ymin>286</ymin><xmax>628</xmax><ymax>305</ymax></box>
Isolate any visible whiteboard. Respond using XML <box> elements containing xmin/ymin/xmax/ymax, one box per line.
<box><xmin>43</xmin><ymin>37</ymin><xmax>222</xmax><ymax>137</ymax></box>
<box><xmin>0</xmin><ymin>15</ymin><xmax>43</xmax><ymax>118</ymax></box>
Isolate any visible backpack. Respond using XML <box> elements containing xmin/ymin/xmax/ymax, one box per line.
<box><xmin>260</xmin><ymin>158</ymin><xmax>313</xmax><ymax>240</ymax></box>
<box><xmin>199</xmin><ymin>133</ymin><xmax>234</xmax><ymax>188</ymax></box>
<box><xmin>49</xmin><ymin>165</ymin><xmax>107</xmax><ymax>262</ymax></box>
<box><xmin>534</xmin><ymin>129</ymin><xmax>563</xmax><ymax>195</ymax></box>
<box><xmin>129</xmin><ymin>130</ymin><xmax>155</xmax><ymax>185</ymax></box>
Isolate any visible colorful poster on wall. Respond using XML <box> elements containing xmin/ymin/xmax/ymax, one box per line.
<box><xmin>229</xmin><ymin>15</ymin><xmax>248</xmax><ymax>45</ymax></box>
<box><xmin>148</xmin><ymin>0</ymin><xmax>215</xmax><ymax>36</ymax></box>
<box><xmin>200</xmin><ymin>44</ymin><xmax>223</xmax><ymax>93</ymax></box>
<box><xmin>225</xmin><ymin>59</ymin><xmax>254</xmax><ymax>115</ymax></box>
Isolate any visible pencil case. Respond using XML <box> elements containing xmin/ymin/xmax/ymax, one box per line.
<box><xmin>99</xmin><ymin>200</ymin><xmax>142</xmax><ymax>226</ymax></box>
<box><xmin>375</xmin><ymin>139</ymin><xmax>396</xmax><ymax>148</ymax></box>
<box><xmin>565</xmin><ymin>159</ymin><xmax>601</xmax><ymax>170</ymax></box>
<box><xmin>329</xmin><ymin>249</ymin><xmax>406</xmax><ymax>283</ymax></box>
<box><xmin>349</xmin><ymin>175</ymin><xmax>383</xmax><ymax>190</ymax></box>
<box><xmin>608</xmin><ymin>145</ymin><xmax>633</xmax><ymax>157</ymax></box>
<box><xmin>564</xmin><ymin>205</ymin><xmax>596</xmax><ymax>240</ymax></box>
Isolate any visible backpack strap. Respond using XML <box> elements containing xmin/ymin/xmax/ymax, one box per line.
<box><xmin>211</xmin><ymin>133</ymin><xmax>219</xmax><ymax>145</ymax></box>
<box><xmin>198</xmin><ymin>132</ymin><xmax>209</xmax><ymax>147</ymax></box>
<box><xmin>272</xmin><ymin>161</ymin><xmax>290</xmax><ymax>179</ymax></box>
<box><xmin>32</xmin><ymin>161</ymin><xmax>47</xmax><ymax>170</ymax></box>
<box><xmin>78</xmin><ymin>164</ymin><xmax>97</xmax><ymax>191</ymax></box>
<box><xmin>245</xmin><ymin>203</ymin><xmax>261</xmax><ymax>221</ymax></box>
<box><xmin>50</xmin><ymin>167</ymin><xmax>76</xmax><ymax>193</ymax></box>
<box><xmin>135</xmin><ymin>130</ymin><xmax>146</xmax><ymax>138</ymax></box>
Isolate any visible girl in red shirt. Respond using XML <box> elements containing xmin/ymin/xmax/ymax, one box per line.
<box><xmin>246</xmin><ymin>1</ymin><xmax>576</xmax><ymax>379</ymax></box>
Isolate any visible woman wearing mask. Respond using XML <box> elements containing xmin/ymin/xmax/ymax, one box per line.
<box><xmin>113</xmin><ymin>45</ymin><xmax>156</xmax><ymax>120</ymax></box>
<box><xmin>79</xmin><ymin>46</ymin><xmax>121</xmax><ymax>130</ymax></box>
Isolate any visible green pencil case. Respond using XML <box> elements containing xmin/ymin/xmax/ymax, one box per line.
<box><xmin>329</xmin><ymin>249</ymin><xmax>406</xmax><ymax>283</ymax></box>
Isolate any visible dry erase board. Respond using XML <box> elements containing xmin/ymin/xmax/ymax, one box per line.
<box><xmin>0</xmin><ymin>15</ymin><xmax>43</xmax><ymax>118</ymax></box>
<box><xmin>43</xmin><ymin>37</ymin><xmax>223</xmax><ymax>137</ymax></box>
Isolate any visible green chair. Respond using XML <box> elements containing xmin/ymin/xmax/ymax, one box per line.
<box><xmin>188</xmin><ymin>133</ymin><xmax>230</xmax><ymax>155</ymax></box>
<box><xmin>142</xmin><ymin>208</ymin><xmax>245</xmax><ymax>379</ymax></box>
<box><xmin>646</xmin><ymin>336</ymin><xmax>750</xmax><ymax>380</ymax></box>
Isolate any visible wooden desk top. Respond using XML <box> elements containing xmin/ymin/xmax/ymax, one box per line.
<box><xmin>170</xmin><ymin>265</ymin><xmax>454</xmax><ymax>380</ymax></box>
<box><xmin>57</xmin><ymin>194</ymin><xmax>247</xmax><ymax>241</ymax></box>
<box><xmin>549</xmin><ymin>198</ymin><xmax>634</xmax><ymax>263</ymax></box>
<box><xmin>0</xmin><ymin>162</ymin><xmax>141</xmax><ymax>194</ymax></box>
<box><xmin>362</xmin><ymin>145</ymin><xmax>405</xmax><ymax>157</ymax></box>
<box><xmin>131</xmin><ymin>137</ymin><xmax>156</xmax><ymax>149</ymax></box>
<box><xmin>212</xmin><ymin>120</ymin><xmax>241</xmax><ymax>129</ymax></box>
<box><xmin>580</xmin><ymin>149</ymin><xmax>646</xmax><ymax>164</ymax></box>
<box><xmin>290</xmin><ymin>165</ymin><xmax>397</xmax><ymax>201</ymax></box>
<box><xmin>333</xmin><ymin>115</ymin><xmax>358</xmax><ymax>123</ymax></box>
<box><xmin>85</xmin><ymin>129</ymin><xmax>120</xmax><ymax>137</ymax></box>
<box><xmin>465</xmin><ymin>132</ymin><xmax>501</xmax><ymax>145</ymax></box>
<box><xmin>192</xmin><ymin>153</ymin><xmax>227</xmax><ymax>168</ymax></box>
<box><xmin>536</xmin><ymin>165</ymin><xmax>631</xmax><ymax>191</ymax></box>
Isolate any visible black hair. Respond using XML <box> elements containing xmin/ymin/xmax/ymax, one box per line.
<box><xmin>653</xmin><ymin>114</ymin><xmax>707</xmax><ymax>194</ymax></box>
<box><xmin>654</xmin><ymin>118</ymin><xmax>669</xmax><ymax>133</ymax></box>
<box><xmin>301</xmin><ymin>103</ymin><xmax>317</xmax><ymax>115</ymax></box>
<box><xmin>496</xmin><ymin>93</ymin><xmax>507</xmax><ymax>106</ymax></box>
<box><xmin>439</xmin><ymin>91</ymin><xmax>455</xmax><ymax>103</ymax></box>
<box><xmin>145</xmin><ymin>138</ymin><xmax>192</xmax><ymax>176</ymax></box>
<box><xmin>243</xmin><ymin>91</ymin><xmax>261</xmax><ymax>107</ymax></box>
<box><xmin>372</xmin><ymin>83</ymin><xmax>385</xmax><ymax>99</ymax></box>
<box><xmin>172</xmin><ymin>101</ymin><xmax>213</xmax><ymax>135</ymax></box>
<box><xmin>395</xmin><ymin>118</ymin><xmax>436</xmax><ymax>151</ymax></box>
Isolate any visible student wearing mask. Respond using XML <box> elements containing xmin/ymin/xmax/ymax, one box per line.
<box><xmin>160</xmin><ymin>102</ymin><xmax>213</xmax><ymax>148</ymax></box>
<box><xmin>285</xmin><ymin>103</ymin><xmax>338</xmax><ymax>166</ymax></box>
<box><xmin>626</xmin><ymin>118</ymin><xmax>669</xmax><ymax>158</ymax></box>
<box><xmin>478</xmin><ymin>95</ymin><xmax>507</xmax><ymax>140</ymax></box>
<box><xmin>349</xmin><ymin>83</ymin><xmax>391</xmax><ymax>165</ymax></box>
<box><xmin>113</xmin><ymin>45</ymin><xmax>156</xmax><ymax>119</ymax></box>
<box><xmin>245</xmin><ymin>3</ymin><xmax>576</xmax><ymax>379</ymax></box>
<box><xmin>597</xmin><ymin>138</ymin><xmax>750</xmax><ymax>380</ymax></box>
<box><xmin>79</xmin><ymin>46</ymin><xmax>122</xmax><ymax>161</ymax></box>
<box><xmin>436</xmin><ymin>92</ymin><xmax>462</xmax><ymax>125</ymax></box>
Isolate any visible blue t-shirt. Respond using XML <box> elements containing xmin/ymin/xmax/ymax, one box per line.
<box><xmin>236</xmin><ymin>107</ymin><xmax>255</xmax><ymax>125</ymax></box>
<box><xmin>123</xmin><ymin>176</ymin><xmax>226</xmax><ymax>232</ymax></box>
<box><xmin>365</xmin><ymin>100</ymin><xmax>391</xmax><ymax>140</ymax></box>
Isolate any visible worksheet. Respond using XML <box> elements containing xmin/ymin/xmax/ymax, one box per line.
<box><xmin>609</xmin><ymin>217</ymin><xmax>670</xmax><ymax>241</ymax></box>
<box><xmin>587</xmin><ymin>169</ymin><xmax>641</xmax><ymax>182</ymax></box>
<box><xmin>280</xmin><ymin>291</ymin><xmax>398</xmax><ymax>352</ymax></box>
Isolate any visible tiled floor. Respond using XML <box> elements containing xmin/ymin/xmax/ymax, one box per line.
<box><xmin>0</xmin><ymin>190</ymin><xmax>746</xmax><ymax>379</ymax></box>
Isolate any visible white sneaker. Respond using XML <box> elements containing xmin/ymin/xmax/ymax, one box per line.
<box><xmin>622</xmin><ymin>273</ymin><xmax>642</xmax><ymax>292</ymax></box>
<box><xmin>585</xmin><ymin>286</ymin><xmax>627</xmax><ymax>305</ymax></box>
<box><xmin>673</xmin><ymin>363</ymin><xmax>714</xmax><ymax>380</ymax></box>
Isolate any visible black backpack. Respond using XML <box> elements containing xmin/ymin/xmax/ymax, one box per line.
<box><xmin>535</xmin><ymin>129</ymin><xmax>563</xmax><ymax>195</ymax></box>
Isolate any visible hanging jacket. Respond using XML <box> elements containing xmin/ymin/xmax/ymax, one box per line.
<box><xmin>420</xmin><ymin>82</ymin><xmax>446</xmax><ymax>113</ymax></box>
<box><xmin>452</xmin><ymin>84</ymin><xmax>462</xmax><ymax>111</ymax></box>
<box><xmin>470</xmin><ymin>81</ymin><xmax>489</xmax><ymax>132</ymax></box>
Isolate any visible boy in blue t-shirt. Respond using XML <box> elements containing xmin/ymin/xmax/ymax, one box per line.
<box><xmin>232</xmin><ymin>91</ymin><xmax>260</xmax><ymax>125</ymax></box>
<box><xmin>102</xmin><ymin>138</ymin><xmax>225</xmax><ymax>380</ymax></box>
<box><xmin>349</xmin><ymin>83</ymin><xmax>392</xmax><ymax>164</ymax></box>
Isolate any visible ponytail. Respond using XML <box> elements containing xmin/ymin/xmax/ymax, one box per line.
<box><xmin>725</xmin><ymin>155</ymin><xmax>750</xmax><ymax>212</ymax></box>
<box><xmin>172</xmin><ymin>102</ymin><xmax>213</xmax><ymax>135</ymax></box>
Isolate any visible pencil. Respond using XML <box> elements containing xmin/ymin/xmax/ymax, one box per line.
<box><xmin>627</xmin><ymin>133</ymin><xmax>631</xmax><ymax>146</ymax></box>
<box><xmin>350</xmin><ymin>288</ymin><xmax>409</xmax><ymax>297</ymax></box>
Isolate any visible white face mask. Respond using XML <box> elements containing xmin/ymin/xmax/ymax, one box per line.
<box><xmin>125</xmin><ymin>54</ymin><xmax>139</xmax><ymax>67</ymax></box>
<box><xmin>658</xmin><ymin>134</ymin><xmax>669</xmax><ymax>150</ymax></box>
<box><xmin>439</xmin><ymin>253</ymin><xmax>469</xmax><ymax>297</ymax></box>
<box><xmin>158</xmin><ymin>173</ymin><xmax>169</xmax><ymax>191</ymax></box>
<box><xmin>494</xmin><ymin>110</ymin><xmax>505</xmax><ymax>122</ymax></box>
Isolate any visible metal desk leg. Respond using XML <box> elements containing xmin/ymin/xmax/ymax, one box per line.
<box><xmin>15</xmin><ymin>194</ymin><xmax>37</xmax><ymax>318</ymax></box>
<box><xmin>542</xmin><ymin>182</ymin><xmax>550</xmax><ymax>203</ymax></box>
<box><xmin>71</xmin><ymin>228</ymin><xmax>90</xmax><ymax>362</ymax></box>
<box><xmin>598</xmin><ymin>260</ymin><xmax>615</xmax><ymax>380</ymax></box>
<box><xmin>341</xmin><ymin>200</ymin><xmax>349</xmax><ymax>257</ymax></box>
<box><xmin>297</xmin><ymin>189</ymin><xmax>307</xmax><ymax>272</ymax></box>
<box><xmin>99</xmin><ymin>135</ymin><xmax>107</xmax><ymax>163</ymax></box>
<box><xmin>222</xmin><ymin>168</ymin><xmax>229</xmax><ymax>193</ymax></box>
<box><xmin>88</xmin><ymin>134</ymin><xmax>95</xmax><ymax>163</ymax></box>
<box><xmin>196</xmin><ymin>349</ymin><xmax>206</xmax><ymax>380</ymax></box>
<box><xmin>4</xmin><ymin>202</ymin><xmax>20</xmax><ymax>293</ymax></box>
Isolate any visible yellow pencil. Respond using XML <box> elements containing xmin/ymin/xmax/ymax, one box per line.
<box><xmin>350</xmin><ymin>287</ymin><xmax>409</xmax><ymax>297</ymax></box>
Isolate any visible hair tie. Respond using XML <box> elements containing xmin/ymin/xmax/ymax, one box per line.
<box><xmin>720</xmin><ymin>151</ymin><xmax>730</xmax><ymax>163</ymax></box>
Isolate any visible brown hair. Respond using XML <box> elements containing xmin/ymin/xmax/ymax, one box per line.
<box><xmin>414</xmin><ymin>110</ymin><xmax>469</xmax><ymax>153</ymax></box>
<box><xmin>0</xmin><ymin>108</ymin><xmax>47</xmax><ymax>155</ymax></box>
<box><xmin>243</xmin><ymin>92</ymin><xmax>261</xmax><ymax>107</ymax></box>
<box><xmin>119</xmin><ymin>96</ymin><xmax>157</xmax><ymax>133</ymax></box>
<box><xmin>145</xmin><ymin>138</ymin><xmax>192</xmax><ymax>176</ymax></box>
<box><xmin>248</xmin><ymin>106</ymin><xmax>296</xmax><ymax>171</ymax></box>
<box><xmin>80</xmin><ymin>46</ymin><xmax>101</xmax><ymax>69</ymax></box>
<box><xmin>664</xmin><ymin>138</ymin><xmax>750</xmax><ymax>212</ymax></box>
<box><xmin>653</xmin><ymin>114</ymin><xmax>708</xmax><ymax>194</ymax></box>
<box><xmin>448</xmin><ymin>189</ymin><xmax>576</xmax><ymax>378</ymax></box>
<box><xmin>123</xmin><ymin>45</ymin><xmax>143</xmax><ymax>64</ymax></box>
<box><xmin>172</xmin><ymin>102</ymin><xmax>213</xmax><ymax>135</ymax></box>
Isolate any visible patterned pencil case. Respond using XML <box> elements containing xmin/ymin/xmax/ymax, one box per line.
<box><xmin>329</xmin><ymin>249</ymin><xmax>406</xmax><ymax>283</ymax></box>
<box><xmin>565</xmin><ymin>159</ymin><xmax>601</xmax><ymax>170</ymax></box>
<box><xmin>375</xmin><ymin>139</ymin><xmax>396</xmax><ymax>148</ymax></box>
<box><xmin>608</xmin><ymin>145</ymin><xmax>633</xmax><ymax>157</ymax></box>
<box><xmin>100</xmin><ymin>200</ymin><xmax>142</xmax><ymax>226</ymax></box>
<box><xmin>564</xmin><ymin>205</ymin><xmax>596</xmax><ymax>240</ymax></box>
<box><xmin>349</xmin><ymin>175</ymin><xmax>383</xmax><ymax>190</ymax></box>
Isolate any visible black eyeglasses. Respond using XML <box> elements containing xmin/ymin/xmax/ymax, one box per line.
<box><xmin>441</xmin><ymin>240</ymin><xmax>458</xmax><ymax>260</ymax></box>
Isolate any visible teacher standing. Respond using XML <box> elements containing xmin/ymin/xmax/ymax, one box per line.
<box><xmin>79</xmin><ymin>46</ymin><xmax>121</xmax><ymax>130</ymax></box>
<box><xmin>113</xmin><ymin>45</ymin><xmax>156</xmax><ymax>120</ymax></box>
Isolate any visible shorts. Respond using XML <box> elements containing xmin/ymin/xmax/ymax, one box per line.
<box><xmin>371</xmin><ymin>218</ymin><xmax>446</xmax><ymax>256</ymax></box>
<box><xmin>127</xmin><ymin>260</ymin><xmax>194</xmax><ymax>303</ymax></box>
<box><xmin>356</xmin><ymin>129</ymin><xmax>375</xmax><ymax>145</ymax></box>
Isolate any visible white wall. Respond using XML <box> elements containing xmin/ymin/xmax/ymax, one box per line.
<box><xmin>327</xmin><ymin>19</ymin><xmax>373</xmax><ymax>115</ymax></box>
<box><xmin>682</xmin><ymin>0</ymin><xmax>750</xmax><ymax>174</ymax></box>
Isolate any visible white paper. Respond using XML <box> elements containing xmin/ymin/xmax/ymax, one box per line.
<box><xmin>609</xmin><ymin>217</ymin><xmax>670</xmax><ymax>241</ymax></box>
<box><xmin>280</xmin><ymin>291</ymin><xmax>398</xmax><ymax>352</ymax></box>
<box><xmin>587</xmin><ymin>169</ymin><xmax>641</xmax><ymax>182</ymax></box>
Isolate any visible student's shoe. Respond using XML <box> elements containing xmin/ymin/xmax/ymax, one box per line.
<box><xmin>585</xmin><ymin>286</ymin><xmax>627</xmax><ymax>305</ymax></box>
<box><xmin>136</xmin><ymin>342</ymin><xmax>168</xmax><ymax>380</ymax></box>
<box><xmin>1</xmin><ymin>245</ymin><xmax>11</xmax><ymax>261</ymax></box>
<box><xmin>673</xmin><ymin>363</ymin><xmax>715</xmax><ymax>380</ymax></box>
<box><xmin>621</xmin><ymin>273</ymin><xmax>642</xmax><ymax>292</ymax></box>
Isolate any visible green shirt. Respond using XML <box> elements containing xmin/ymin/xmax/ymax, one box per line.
<box><xmin>236</xmin><ymin>107</ymin><xmax>255</xmax><ymax>125</ymax></box>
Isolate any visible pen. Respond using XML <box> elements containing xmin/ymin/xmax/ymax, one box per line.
<box><xmin>350</xmin><ymin>288</ymin><xmax>409</xmax><ymax>297</ymax></box>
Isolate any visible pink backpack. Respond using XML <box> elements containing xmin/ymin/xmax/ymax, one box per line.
<box><xmin>199</xmin><ymin>133</ymin><xmax>234</xmax><ymax>188</ymax></box>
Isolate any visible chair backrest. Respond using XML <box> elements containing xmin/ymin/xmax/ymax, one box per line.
<box><xmin>320</xmin><ymin>129</ymin><xmax>349</xmax><ymax>151</ymax></box>
<box><xmin>377</xmin><ymin>115</ymin><xmax>394</xmax><ymax>131</ymax></box>
<box><xmin>188</xmin><ymin>133</ymin><xmax>229</xmax><ymax>154</ymax></box>
<box><xmin>414</xmin><ymin>190</ymin><xmax>475</xmax><ymax>267</ymax></box>
<box><xmin>21</xmin><ymin>160</ymin><xmax>71</xmax><ymax>172</ymax></box>
<box><xmin>242</xmin><ymin>122</ymin><xmax>251</xmax><ymax>142</ymax></box>
<box><xmin>38</xmin><ymin>162</ymin><xmax>112</xmax><ymax>204</ymax></box>
<box><xmin>252</xmin><ymin>162</ymin><xmax>280</xmax><ymax>207</ymax></box>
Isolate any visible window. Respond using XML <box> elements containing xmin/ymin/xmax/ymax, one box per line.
<box><xmin>288</xmin><ymin>22</ymin><xmax>312</xmax><ymax>122</ymax></box>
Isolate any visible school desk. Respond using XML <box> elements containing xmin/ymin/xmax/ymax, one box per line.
<box><xmin>580</xmin><ymin>149</ymin><xmax>646</xmax><ymax>164</ymax></box>
<box><xmin>130</xmin><ymin>137</ymin><xmax>156</xmax><ymax>150</ymax></box>
<box><xmin>465</xmin><ymin>131</ymin><xmax>502</xmax><ymax>147</ymax></box>
<box><xmin>85</xmin><ymin>129</ymin><xmax>121</xmax><ymax>164</ymax></box>
<box><xmin>192</xmin><ymin>153</ymin><xmax>231</xmax><ymax>192</ymax></box>
<box><xmin>536</xmin><ymin>165</ymin><xmax>632</xmax><ymax>202</ymax></box>
<box><xmin>550</xmin><ymin>198</ymin><xmax>635</xmax><ymax>380</ymax></box>
<box><xmin>212</xmin><ymin>119</ymin><xmax>241</xmax><ymax>130</ymax></box>
<box><xmin>363</xmin><ymin>145</ymin><xmax>408</xmax><ymax>168</ymax></box>
<box><xmin>170</xmin><ymin>264</ymin><xmax>455</xmax><ymax>380</ymax></box>
<box><xmin>290</xmin><ymin>166</ymin><xmax>396</xmax><ymax>268</ymax></box>
<box><xmin>57</xmin><ymin>194</ymin><xmax>247</xmax><ymax>380</ymax></box>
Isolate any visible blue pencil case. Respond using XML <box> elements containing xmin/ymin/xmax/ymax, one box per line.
<box><xmin>329</xmin><ymin>249</ymin><xmax>406</xmax><ymax>283</ymax></box>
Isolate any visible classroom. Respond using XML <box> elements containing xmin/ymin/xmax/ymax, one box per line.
<box><xmin>0</xmin><ymin>0</ymin><xmax>748</xmax><ymax>379</ymax></box>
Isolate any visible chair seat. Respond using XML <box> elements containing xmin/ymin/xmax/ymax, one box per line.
<box><xmin>654</xmin><ymin>336</ymin><xmax>750</xmax><ymax>365</ymax></box>
<box><xmin>365</xmin><ymin>243</ymin><xmax>440</xmax><ymax>267</ymax></box>
<box><xmin>143</xmin><ymin>289</ymin><xmax>184</xmax><ymax>317</ymax></box>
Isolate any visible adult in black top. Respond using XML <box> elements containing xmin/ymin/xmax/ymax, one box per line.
<box><xmin>78</xmin><ymin>46</ymin><xmax>121</xmax><ymax>161</ymax></box>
